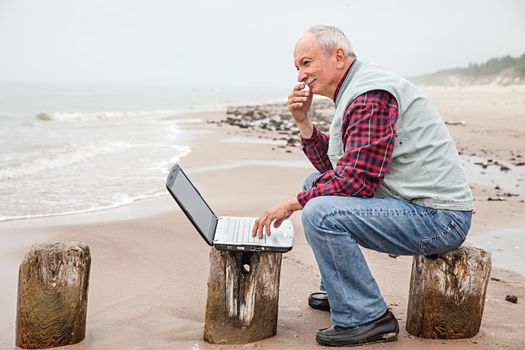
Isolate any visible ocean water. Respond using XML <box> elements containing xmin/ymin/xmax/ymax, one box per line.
<box><xmin>0</xmin><ymin>83</ymin><xmax>287</xmax><ymax>222</ymax></box>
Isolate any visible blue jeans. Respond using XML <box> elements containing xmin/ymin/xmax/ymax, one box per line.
<box><xmin>301</xmin><ymin>172</ymin><xmax>472</xmax><ymax>327</ymax></box>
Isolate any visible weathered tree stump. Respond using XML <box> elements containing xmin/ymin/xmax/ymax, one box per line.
<box><xmin>203</xmin><ymin>249</ymin><xmax>282</xmax><ymax>344</ymax></box>
<box><xmin>406</xmin><ymin>246</ymin><xmax>491</xmax><ymax>339</ymax></box>
<box><xmin>16</xmin><ymin>242</ymin><xmax>91</xmax><ymax>349</ymax></box>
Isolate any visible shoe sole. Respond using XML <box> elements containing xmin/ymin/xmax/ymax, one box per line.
<box><xmin>316</xmin><ymin>332</ymin><xmax>398</xmax><ymax>347</ymax></box>
<box><xmin>309</xmin><ymin>303</ymin><xmax>330</xmax><ymax>312</ymax></box>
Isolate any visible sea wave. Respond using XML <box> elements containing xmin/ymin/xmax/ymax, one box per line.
<box><xmin>0</xmin><ymin>141</ymin><xmax>132</xmax><ymax>180</ymax></box>
<box><xmin>0</xmin><ymin>145</ymin><xmax>192</xmax><ymax>223</ymax></box>
<box><xmin>0</xmin><ymin>191</ymin><xmax>166</xmax><ymax>223</ymax></box>
<box><xmin>36</xmin><ymin>110</ymin><xmax>180</xmax><ymax>122</ymax></box>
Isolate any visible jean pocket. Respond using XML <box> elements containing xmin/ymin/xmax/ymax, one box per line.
<box><xmin>420</xmin><ymin>220</ymin><xmax>466</xmax><ymax>255</ymax></box>
<box><xmin>448</xmin><ymin>210</ymin><xmax>472</xmax><ymax>239</ymax></box>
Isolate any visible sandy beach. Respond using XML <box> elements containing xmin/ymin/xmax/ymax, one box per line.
<box><xmin>1</xmin><ymin>86</ymin><xmax>525</xmax><ymax>349</ymax></box>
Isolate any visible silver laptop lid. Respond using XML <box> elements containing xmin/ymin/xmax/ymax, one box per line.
<box><xmin>166</xmin><ymin>164</ymin><xmax>218</xmax><ymax>246</ymax></box>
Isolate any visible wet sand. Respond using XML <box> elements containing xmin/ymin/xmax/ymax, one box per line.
<box><xmin>1</xmin><ymin>86</ymin><xmax>525</xmax><ymax>349</ymax></box>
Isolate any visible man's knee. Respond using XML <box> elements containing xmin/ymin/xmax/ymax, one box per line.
<box><xmin>302</xmin><ymin>197</ymin><xmax>361</xmax><ymax>247</ymax></box>
<box><xmin>301</xmin><ymin>197</ymin><xmax>326</xmax><ymax>232</ymax></box>
<box><xmin>302</xmin><ymin>198</ymin><xmax>325</xmax><ymax>245</ymax></box>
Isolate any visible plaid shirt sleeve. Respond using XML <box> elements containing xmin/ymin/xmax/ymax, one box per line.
<box><xmin>299</xmin><ymin>125</ymin><xmax>332</xmax><ymax>173</ymax></box>
<box><xmin>297</xmin><ymin>90</ymin><xmax>399</xmax><ymax>207</ymax></box>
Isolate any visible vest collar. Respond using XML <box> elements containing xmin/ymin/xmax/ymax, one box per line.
<box><xmin>334</xmin><ymin>59</ymin><xmax>363</xmax><ymax>108</ymax></box>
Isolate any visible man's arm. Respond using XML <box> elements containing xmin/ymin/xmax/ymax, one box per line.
<box><xmin>287</xmin><ymin>83</ymin><xmax>333</xmax><ymax>173</ymax></box>
<box><xmin>297</xmin><ymin>90</ymin><xmax>398</xmax><ymax>206</ymax></box>
<box><xmin>300</xmin><ymin>126</ymin><xmax>332</xmax><ymax>173</ymax></box>
<box><xmin>251</xmin><ymin>90</ymin><xmax>397</xmax><ymax>238</ymax></box>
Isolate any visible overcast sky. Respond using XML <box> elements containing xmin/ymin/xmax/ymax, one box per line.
<box><xmin>0</xmin><ymin>0</ymin><xmax>524</xmax><ymax>88</ymax></box>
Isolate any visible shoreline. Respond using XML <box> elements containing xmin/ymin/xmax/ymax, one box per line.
<box><xmin>3</xmin><ymin>151</ymin><xmax>522</xmax><ymax>228</ymax></box>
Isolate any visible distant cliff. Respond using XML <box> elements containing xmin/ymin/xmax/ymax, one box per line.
<box><xmin>410</xmin><ymin>53</ymin><xmax>525</xmax><ymax>86</ymax></box>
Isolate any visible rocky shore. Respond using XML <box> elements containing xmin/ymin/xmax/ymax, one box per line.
<box><xmin>208</xmin><ymin>98</ymin><xmax>334</xmax><ymax>149</ymax></box>
<box><xmin>215</xmin><ymin>98</ymin><xmax>524</xmax><ymax>167</ymax></box>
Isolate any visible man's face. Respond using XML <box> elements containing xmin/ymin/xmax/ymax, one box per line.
<box><xmin>293</xmin><ymin>33</ymin><xmax>342</xmax><ymax>98</ymax></box>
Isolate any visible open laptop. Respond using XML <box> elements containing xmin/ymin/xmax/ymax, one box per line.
<box><xmin>166</xmin><ymin>163</ymin><xmax>294</xmax><ymax>252</ymax></box>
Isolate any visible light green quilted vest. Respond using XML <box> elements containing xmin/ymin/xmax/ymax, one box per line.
<box><xmin>328</xmin><ymin>60</ymin><xmax>473</xmax><ymax>211</ymax></box>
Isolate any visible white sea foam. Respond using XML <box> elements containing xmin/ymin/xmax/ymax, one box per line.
<box><xmin>36</xmin><ymin>110</ymin><xmax>181</xmax><ymax>122</ymax></box>
<box><xmin>0</xmin><ymin>191</ymin><xmax>167</xmax><ymax>223</ymax></box>
<box><xmin>0</xmin><ymin>141</ymin><xmax>132</xmax><ymax>180</ymax></box>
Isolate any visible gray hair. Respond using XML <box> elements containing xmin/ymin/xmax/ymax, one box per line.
<box><xmin>307</xmin><ymin>25</ymin><xmax>356</xmax><ymax>58</ymax></box>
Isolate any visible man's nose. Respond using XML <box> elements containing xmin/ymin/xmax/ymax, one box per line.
<box><xmin>297</xmin><ymin>70</ymin><xmax>308</xmax><ymax>83</ymax></box>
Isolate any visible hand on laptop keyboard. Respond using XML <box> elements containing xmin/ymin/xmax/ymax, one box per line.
<box><xmin>252</xmin><ymin>197</ymin><xmax>303</xmax><ymax>238</ymax></box>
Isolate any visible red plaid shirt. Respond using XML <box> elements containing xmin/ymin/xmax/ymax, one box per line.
<box><xmin>297</xmin><ymin>73</ymin><xmax>399</xmax><ymax>207</ymax></box>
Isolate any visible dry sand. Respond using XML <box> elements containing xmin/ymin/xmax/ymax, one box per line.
<box><xmin>1</xmin><ymin>86</ymin><xmax>525</xmax><ymax>349</ymax></box>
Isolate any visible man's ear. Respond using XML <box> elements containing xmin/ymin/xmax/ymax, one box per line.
<box><xmin>335</xmin><ymin>48</ymin><xmax>347</xmax><ymax>69</ymax></box>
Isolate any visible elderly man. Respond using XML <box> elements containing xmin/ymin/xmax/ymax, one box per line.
<box><xmin>252</xmin><ymin>25</ymin><xmax>473</xmax><ymax>347</ymax></box>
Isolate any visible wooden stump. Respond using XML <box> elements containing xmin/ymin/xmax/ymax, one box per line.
<box><xmin>203</xmin><ymin>249</ymin><xmax>282</xmax><ymax>344</ymax></box>
<box><xmin>16</xmin><ymin>242</ymin><xmax>91</xmax><ymax>349</ymax></box>
<box><xmin>406</xmin><ymin>246</ymin><xmax>491</xmax><ymax>339</ymax></box>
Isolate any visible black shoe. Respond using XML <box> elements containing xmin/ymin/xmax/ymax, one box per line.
<box><xmin>308</xmin><ymin>291</ymin><xmax>330</xmax><ymax>311</ymax></box>
<box><xmin>315</xmin><ymin>310</ymin><xmax>399</xmax><ymax>347</ymax></box>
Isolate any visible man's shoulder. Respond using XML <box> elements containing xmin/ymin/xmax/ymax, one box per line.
<box><xmin>347</xmin><ymin>90</ymin><xmax>398</xmax><ymax>110</ymax></box>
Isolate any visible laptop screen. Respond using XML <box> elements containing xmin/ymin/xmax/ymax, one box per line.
<box><xmin>167</xmin><ymin>166</ymin><xmax>216</xmax><ymax>245</ymax></box>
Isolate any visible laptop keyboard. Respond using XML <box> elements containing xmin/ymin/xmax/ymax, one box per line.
<box><xmin>224</xmin><ymin>217</ymin><xmax>266</xmax><ymax>244</ymax></box>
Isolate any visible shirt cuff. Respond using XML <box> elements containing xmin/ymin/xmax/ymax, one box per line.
<box><xmin>300</xmin><ymin>125</ymin><xmax>319</xmax><ymax>146</ymax></box>
<box><xmin>296</xmin><ymin>190</ymin><xmax>311</xmax><ymax>207</ymax></box>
